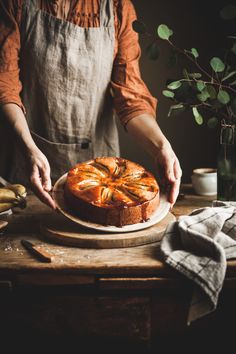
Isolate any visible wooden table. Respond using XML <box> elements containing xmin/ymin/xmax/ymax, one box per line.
<box><xmin>0</xmin><ymin>185</ymin><xmax>236</xmax><ymax>351</ymax></box>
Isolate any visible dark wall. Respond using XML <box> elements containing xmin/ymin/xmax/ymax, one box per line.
<box><xmin>0</xmin><ymin>1</ymin><xmax>234</xmax><ymax>183</ymax></box>
<box><xmin>118</xmin><ymin>0</ymin><xmax>235</xmax><ymax>182</ymax></box>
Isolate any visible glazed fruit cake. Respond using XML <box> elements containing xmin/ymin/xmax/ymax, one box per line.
<box><xmin>64</xmin><ymin>157</ymin><xmax>160</xmax><ymax>227</ymax></box>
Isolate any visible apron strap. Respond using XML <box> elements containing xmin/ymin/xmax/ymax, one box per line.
<box><xmin>23</xmin><ymin>0</ymin><xmax>39</xmax><ymax>12</ymax></box>
<box><xmin>100</xmin><ymin>0</ymin><xmax>114</xmax><ymax>28</ymax></box>
<box><xmin>23</xmin><ymin>0</ymin><xmax>113</xmax><ymax>27</ymax></box>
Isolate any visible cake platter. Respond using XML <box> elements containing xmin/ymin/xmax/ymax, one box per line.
<box><xmin>52</xmin><ymin>173</ymin><xmax>171</xmax><ymax>233</ymax></box>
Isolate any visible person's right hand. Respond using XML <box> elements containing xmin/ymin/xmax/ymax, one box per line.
<box><xmin>26</xmin><ymin>147</ymin><xmax>56</xmax><ymax>209</ymax></box>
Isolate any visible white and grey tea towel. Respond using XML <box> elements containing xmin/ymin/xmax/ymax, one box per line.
<box><xmin>160</xmin><ymin>201</ymin><xmax>236</xmax><ymax>324</ymax></box>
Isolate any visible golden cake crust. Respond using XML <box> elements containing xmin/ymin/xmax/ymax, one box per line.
<box><xmin>64</xmin><ymin>157</ymin><xmax>160</xmax><ymax>226</ymax></box>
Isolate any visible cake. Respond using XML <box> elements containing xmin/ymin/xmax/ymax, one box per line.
<box><xmin>64</xmin><ymin>157</ymin><xmax>160</xmax><ymax>227</ymax></box>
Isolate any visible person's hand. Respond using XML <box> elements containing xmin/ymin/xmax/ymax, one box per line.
<box><xmin>154</xmin><ymin>142</ymin><xmax>182</xmax><ymax>208</ymax></box>
<box><xmin>26</xmin><ymin>147</ymin><xmax>56</xmax><ymax>209</ymax></box>
<box><xmin>124</xmin><ymin>113</ymin><xmax>182</xmax><ymax>206</ymax></box>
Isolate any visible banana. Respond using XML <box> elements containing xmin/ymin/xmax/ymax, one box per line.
<box><xmin>0</xmin><ymin>188</ymin><xmax>18</xmax><ymax>203</ymax></box>
<box><xmin>0</xmin><ymin>202</ymin><xmax>14</xmax><ymax>213</ymax></box>
<box><xmin>0</xmin><ymin>184</ymin><xmax>27</xmax><ymax>212</ymax></box>
<box><xmin>11</xmin><ymin>184</ymin><xmax>27</xmax><ymax>197</ymax></box>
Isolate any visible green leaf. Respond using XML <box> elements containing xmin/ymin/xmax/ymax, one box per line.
<box><xmin>191</xmin><ymin>48</ymin><xmax>199</xmax><ymax>59</ymax></box>
<box><xmin>231</xmin><ymin>43</ymin><xmax>236</xmax><ymax>55</ymax></box>
<box><xmin>162</xmin><ymin>90</ymin><xmax>175</xmax><ymax>98</ymax></box>
<box><xmin>220</xmin><ymin>5</ymin><xmax>236</xmax><ymax>20</ymax></box>
<box><xmin>167</xmin><ymin>80</ymin><xmax>182</xmax><ymax>90</ymax></box>
<box><xmin>207</xmin><ymin>117</ymin><xmax>218</xmax><ymax>129</ymax></box>
<box><xmin>146</xmin><ymin>42</ymin><xmax>160</xmax><ymax>60</ymax></box>
<box><xmin>210</xmin><ymin>57</ymin><xmax>225</xmax><ymax>73</ymax></box>
<box><xmin>196</xmin><ymin>81</ymin><xmax>206</xmax><ymax>92</ymax></box>
<box><xmin>132</xmin><ymin>20</ymin><xmax>147</xmax><ymax>34</ymax></box>
<box><xmin>197</xmin><ymin>88</ymin><xmax>210</xmax><ymax>102</ymax></box>
<box><xmin>188</xmin><ymin>73</ymin><xmax>202</xmax><ymax>79</ymax></box>
<box><xmin>229</xmin><ymin>80</ymin><xmax>236</xmax><ymax>86</ymax></box>
<box><xmin>168</xmin><ymin>103</ymin><xmax>185</xmax><ymax>117</ymax></box>
<box><xmin>217</xmin><ymin>90</ymin><xmax>231</xmax><ymax>105</ymax></box>
<box><xmin>207</xmin><ymin>85</ymin><xmax>217</xmax><ymax>99</ymax></box>
<box><xmin>157</xmin><ymin>24</ymin><xmax>173</xmax><ymax>40</ymax></box>
<box><xmin>222</xmin><ymin>70</ymin><xmax>236</xmax><ymax>82</ymax></box>
<box><xmin>192</xmin><ymin>107</ymin><xmax>203</xmax><ymax>125</ymax></box>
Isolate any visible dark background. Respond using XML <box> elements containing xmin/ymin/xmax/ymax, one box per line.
<box><xmin>118</xmin><ymin>0</ymin><xmax>235</xmax><ymax>182</ymax></box>
<box><xmin>0</xmin><ymin>0</ymin><xmax>234</xmax><ymax>184</ymax></box>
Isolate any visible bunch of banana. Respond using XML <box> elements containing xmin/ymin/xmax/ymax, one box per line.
<box><xmin>0</xmin><ymin>184</ymin><xmax>27</xmax><ymax>213</ymax></box>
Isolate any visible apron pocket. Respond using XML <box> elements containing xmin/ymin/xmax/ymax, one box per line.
<box><xmin>31</xmin><ymin>131</ymin><xmax>93</xmax><ymax>183</ymax></box>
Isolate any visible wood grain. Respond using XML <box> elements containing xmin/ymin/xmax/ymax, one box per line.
<box><xmin>2</xmin><ymin>185</ymin><xmax>236</xmax><ymax>348</ymax></box>
<box><xmin>40</xmin><ymin>211</ymin><xmax>175</xmax><ymax>249</ymax></box>
<box><xmin>1</xmin><ymin>186</ymin><xmax>236</xmax><ymax>279</ymax></box>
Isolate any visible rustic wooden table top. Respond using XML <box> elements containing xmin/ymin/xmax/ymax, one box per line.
<box><xmin>1</xmin><ymin>184</ymin><xmax>236</xmax><ymax>282</ymax></box>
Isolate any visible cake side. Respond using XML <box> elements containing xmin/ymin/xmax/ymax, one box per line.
<box><xmin>64</xmin><ymin>157</ymin><xmax>160</xmax><ymax>226</ymax></box>
<box><xmin>64</xmin><ymin>183</ymin><xmax>160</xmax><ymax>226</ymax></box>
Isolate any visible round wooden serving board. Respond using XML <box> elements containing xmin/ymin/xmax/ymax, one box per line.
<box><xmin>40</xmin><ymin>211</ymin><xmax>175</xmax><ymax>249</ymax></box>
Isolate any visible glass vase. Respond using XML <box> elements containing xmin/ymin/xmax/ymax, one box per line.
<box><xmin>217</xmin><ymin>119</ymin><xmax>236</xmax><ymax>201</ymax></box>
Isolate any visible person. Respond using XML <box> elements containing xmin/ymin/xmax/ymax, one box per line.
<box><xmin>0</xmin><ymin>0</ymin><xmax>182</xmax><ymax>210</ymax></box>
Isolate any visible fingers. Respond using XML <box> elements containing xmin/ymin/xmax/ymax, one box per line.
<box><xmin>169</xmin><ymin>177</ymin><xmax>181</xmax><ymax>207</ymax></box>
<box><xmin>30</xmin><ymin>165</ymin><xmax>56</xmax><ymax>210</ymax></box>
<box><xmin>163</xmin><ymin>152</ymin><xmax>181</xmax><ymax>183</ymax></box>
<box><xmin>155</xmin><ymin>151</ymin><xmax>182</xmax><ymax>206</ymax></box>
<box><xmin>168</xmin><ymin>159</ymin><xmax>182</xmax><ymax>206</ymax></box>
<box><xmin>165</xmin><ymin>162</ymin><xmax>176</xmax><ymax>184</ymax></box>
<box><xmin>173</xmin><ymin>157</ymin><xmax>182</xmax><ymax>180</ymax></box>
<box><xmin>41</xmin><ymin>160</ymin><xmax>52</xmax><ymax>192</ymax></box>
<box><xmin>168</xmin><ymin>158</ymin><xmax>182</xmax><ymax>205</ymax></box>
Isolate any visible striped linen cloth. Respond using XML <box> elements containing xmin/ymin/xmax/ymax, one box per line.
<box><xmin>160</xmin><ymin>201</ymin><xmax>236</xmax><ymax>324</ymax></box>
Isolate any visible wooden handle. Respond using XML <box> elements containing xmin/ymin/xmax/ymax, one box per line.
<box><xmin>21</xmin><ymin>240</ymin><xmax>52</xmax><ymax>263</ymax></box>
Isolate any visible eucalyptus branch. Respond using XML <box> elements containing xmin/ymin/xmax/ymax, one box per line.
<box><xmin>132</xmin><ymin>20</ymin><xmax>236</xmax><ymax>127</ymax></box>
<box><xmin>189</xmin><ymin>102</ymin><xmax>230</xmax><ymax>120</ymax></box>
<box><xmin>226</xmin><ymin>86</ymin><xmax>236</xmax><ymax>94</ymax></box>
<box><xmin>189</xmin><ymin>102</ymin><xmax>211</xmax><ymax>109</ymax></box>
<box><xmin>166</xmin><ymin>37</ymin><xmax>236</xmax><ymax>93</ymax></box>
<box><xmin>167</xmin><ymin>40</ymin><xmax>214</xmax><ymax>82</ymax></box>
<box><xmin>179</xmin><ymin>78</ymin><xmax>236</xmax><ymax>93</ymax></box>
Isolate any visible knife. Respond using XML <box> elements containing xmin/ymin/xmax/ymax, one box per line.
<box><xmin>0</xmin><ymin>176</ymin><xmax>27</xmax><ymax>209</ymax></box>
<box><xmin>21</xmin><ymin>239</ymin><xmax>52</xmax><ymax>263</ymax></box>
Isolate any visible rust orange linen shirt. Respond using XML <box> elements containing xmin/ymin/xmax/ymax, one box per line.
<box><xmin>0</xmin><ymin>0</ymin><xmax>157</xmax><ymax>126</ymax></box>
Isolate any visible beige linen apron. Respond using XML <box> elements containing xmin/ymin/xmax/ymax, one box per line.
<box><xmin>10</xmin><ymin>0</ymin><xmax>119</xmax><ymax>185</ymax></box>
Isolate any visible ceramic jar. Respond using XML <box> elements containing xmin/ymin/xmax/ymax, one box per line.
<box><xmin>191</xmin><ymin>168</ymin><xmax>217</xmax><ymax>196</ymax></box>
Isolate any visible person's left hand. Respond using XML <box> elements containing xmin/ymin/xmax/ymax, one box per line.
<box><xmin>154</xmin><ymin>142</ymin><xmax>182</xmax><ymax>208</ymax></box>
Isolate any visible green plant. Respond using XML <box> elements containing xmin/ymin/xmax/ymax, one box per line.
<box><xmin>133</xmin><ymin>4</ymin><xmax>236</xmax><ymax>129</ymax></box>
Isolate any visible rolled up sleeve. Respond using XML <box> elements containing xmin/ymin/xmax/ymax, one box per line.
<box><xmin>0</xmin><ymin>0</ymin><xmax>25</xmax><ymax>112</ymax></box>
<box><xmin>111</xmin><ymin>0</ymin><xmax>157</xmax><ymax>127</ymax></box>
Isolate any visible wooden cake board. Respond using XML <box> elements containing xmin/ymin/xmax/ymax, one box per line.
<box><xmin>40</xmin><ymin>211</ymin><xmax>176</xmax><ymax>249</ymax></box>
